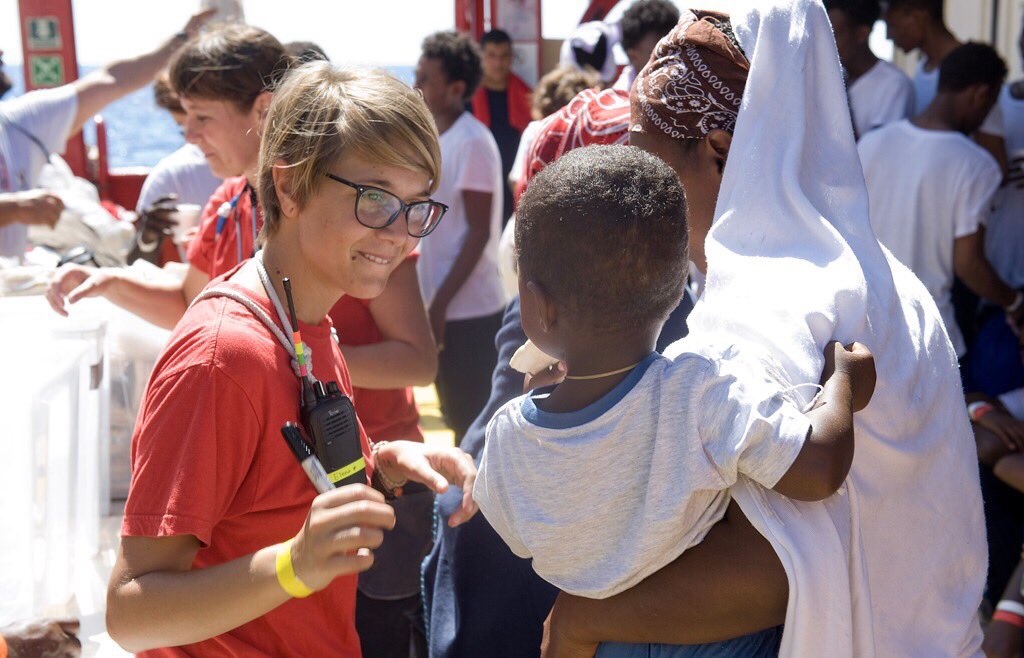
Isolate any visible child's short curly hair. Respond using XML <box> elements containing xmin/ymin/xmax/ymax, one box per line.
<box><xmin>421</xmin><ymin>31</ymin><xmax>483</xmax><ymax>101</ymax></box>
<box><xmin>516</xmin><ymin>144</ymin><xmax>688</xmax><ymax>332</ymax></box>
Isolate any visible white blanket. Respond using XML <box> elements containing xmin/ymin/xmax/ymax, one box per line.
<box><xmin>670</xmin><ymin>1</ymin><xmax>986</xmax><ymax>655</ymax></box>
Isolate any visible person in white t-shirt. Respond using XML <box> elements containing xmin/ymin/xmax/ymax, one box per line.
<box><xmin>987</xmin><ymin>14</ymin><xmax>1024</xmax><ymax>292</ymax></box>
<box><xmin>884</xmin><ymin>0</ymin><xmax>1008</xmax><ymax>173</ymax></box>
<box><xmin>415</xmin><ymin>32</ymin><xmax>505</xmax><ymax>444</ymax></box>
<box><xmin>0</xmin><ymin>10</ymin><xmax>213</xmax><ymax>259</ymax></box>
<box><xmin>826</xmin><ymin>0</ymin><xmax>913</xmax><ymax>137</ymax></box>
<box><xmin>859</xmin><ymin>43</ymin><xmax>1024</xmax><ymax>359</ymax></box>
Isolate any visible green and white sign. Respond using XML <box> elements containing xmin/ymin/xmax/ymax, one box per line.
<box><xmin>30</xmin><ymin>56</ymin><xmax>64</xmax><ymax>87</ymax></box>
<box><xmin>27</xmin><ymin>16</ymin><xmax>62</xmax><ymax>50</ymax></box>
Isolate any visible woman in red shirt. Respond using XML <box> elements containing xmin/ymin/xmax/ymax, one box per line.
<box><xmin>104</xmin><ymin>63</ymin><xmax>476</xmax><ymax>657</ymax></box>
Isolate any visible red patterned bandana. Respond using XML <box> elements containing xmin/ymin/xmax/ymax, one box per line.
<box><xmin>516</xmin><ymin>88</ymin><xmax>632</xmax><ymax>200</ymax></box>
<box><xmin>630</xmin><ymin>10</ymin><xmax>750</xmax><ymax>141</ymax></box>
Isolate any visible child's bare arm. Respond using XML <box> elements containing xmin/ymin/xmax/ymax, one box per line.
<box><xmin>772</xmin><ymin>342</ymin><xmax>875</xmax><ymax>502</ymax></box>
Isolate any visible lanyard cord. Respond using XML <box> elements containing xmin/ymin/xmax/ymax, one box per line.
<box><xmin>188</xmin><ymin>251</ymin><xmax>314</xmax><ymax>379</ymax></box>
<box><xmin>216</xmin><ymin>183</ymin><xmax>259</xmax><ymax>262</ymax></box>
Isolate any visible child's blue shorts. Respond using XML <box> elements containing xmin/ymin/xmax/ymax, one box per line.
<box><xmin>594</xmin><ymin>626</ymin><xmax>782</xmax><ymax>658</ymax></box>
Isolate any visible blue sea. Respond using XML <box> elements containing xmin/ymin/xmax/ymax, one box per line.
<box><xmin>5</xmin><ymin>64</ymin><xmax>415</xmax><ymax>169</ymax></box>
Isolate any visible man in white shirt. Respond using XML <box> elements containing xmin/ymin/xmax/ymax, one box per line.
<box><xmin>884</xmin><ymin>0</ymin><xmax>1008</xmax><ymax>172</ymax></box>
<box><xmin>826</xmin><ymin>0</ymin><xmax>914</xmax><ymax>137</ymax></box>
<box><xmin>859</xmin><ymin>43</ymin><xmax>1024</xmax><ymax>359</ymax></box>
<box><xmin>0</xmin><ymin>10</ymin><xmax>213</xmax><ymax>259</ymax></box>
<box><xmin>415</xmin><ymin>32</ymin><xmax>506</xmax><ymax>444</ymax></box>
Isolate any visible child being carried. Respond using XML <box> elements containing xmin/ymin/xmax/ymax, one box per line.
<box><xmin>474</xmin><ymin>145</ymin><xmax>875</xmax><ymax>612</ymax></box>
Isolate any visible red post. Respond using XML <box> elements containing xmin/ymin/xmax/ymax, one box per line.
<box><xmin>455</xmin><ymin>0</ymin><xmax>487</xmax><ymax>39</ymax></box>
<box><xmin>17</xmin><ymin>0</ymin><xmax>89</xmax><ymax>178</ymax></box>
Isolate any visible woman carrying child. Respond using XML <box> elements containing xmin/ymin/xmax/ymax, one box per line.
<box><xmin>541</xmin><ymin>2</ymin><xmax>987</xmax><ymax>655</ymax></box>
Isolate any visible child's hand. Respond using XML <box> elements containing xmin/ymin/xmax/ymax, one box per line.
<box><xmin>822</xmin><ymin>341</ymin><xmax>876</xmax><ymax>412</ymax></box>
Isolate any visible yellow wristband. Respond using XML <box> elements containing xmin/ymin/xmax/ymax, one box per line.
<box><xmin>275</xmin><ymin>539</ymin><xmax>314</xmax><ymax>598</ymax></box>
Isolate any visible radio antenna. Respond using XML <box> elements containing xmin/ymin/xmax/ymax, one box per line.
<box><xmin>282</xmin><ymin>277</ymin><xmax>313</xmax><ymax>382</ymax></box>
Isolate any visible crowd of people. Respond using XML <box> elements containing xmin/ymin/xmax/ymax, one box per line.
<box><xmin>1</xmin><ymin>0</ymin><xmax>1024</xmax><ymax>656</ymax></box>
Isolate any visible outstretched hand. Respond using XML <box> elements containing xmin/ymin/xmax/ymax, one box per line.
<box><xmin>375</xmin><ymin>441</ymin><xmax>478</xmax><ymax>526</ymax></box>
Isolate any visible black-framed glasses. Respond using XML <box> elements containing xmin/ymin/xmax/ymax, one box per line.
<box><xmin>325</xmin><ymin>173</ymin><xmax>447</xmax><ymax>238</ymax></box>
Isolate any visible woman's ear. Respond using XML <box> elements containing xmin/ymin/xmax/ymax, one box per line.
<box><xmin>252</xmin><ymin>91</ymin><xmax>274</xmax><ymax>125</ymax></box>
<box><xmin>272</xmin><ymin>162</ymin><xmax>299</xmax><ymax>218</ymax></box>
<box><xmin>526</xmin><ymin>279</ymin><xmax>558</xmax><ymax>333</ymax></box>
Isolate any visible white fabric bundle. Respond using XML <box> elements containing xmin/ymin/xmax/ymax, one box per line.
<box><xmin>670</xmin><ymin>0</ymin><xmax>985</xmax><ymax>655</ymax></box>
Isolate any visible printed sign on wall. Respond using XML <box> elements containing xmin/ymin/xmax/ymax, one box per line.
<box><xmin>30</xmin><ymin>55</ymin><xmax>64</xmax><ymax>87</ymax></box>
<box><xmin>26</xmin><ymin>16</ymin><xmax>62</xmax><ymax>50</ymax></box>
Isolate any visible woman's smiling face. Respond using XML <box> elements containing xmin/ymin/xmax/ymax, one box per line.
<box><xmin>291</xmin><ymin>153</ymin><xmax>431</xmax><ymax>300</ymax></box>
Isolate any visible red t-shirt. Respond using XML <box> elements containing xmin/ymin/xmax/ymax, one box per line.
<box><xmin>122</xmin><ymin>264</ymin><xmax>371</xmax><ymax>657</ymax></box>
<box><xmin>331</xmin><ymin>256</ymin><xmax>423</xmax><ymax>444</ymax></box>
<box><xmin>187</xmin><ymin>176</ymin><xmax>261</xmax><ymax>278</ymax></box>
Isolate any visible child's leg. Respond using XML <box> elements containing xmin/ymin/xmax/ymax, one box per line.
<box><xmin>595</xmin><ymin>626</ymin><xmax>782</xmax><ymax>658</ymax></box>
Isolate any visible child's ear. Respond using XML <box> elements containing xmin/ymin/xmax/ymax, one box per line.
<box><xmin>526</xmin><ymin>280</ymin><xmax>558</xmax><ymax>332</ymax></box>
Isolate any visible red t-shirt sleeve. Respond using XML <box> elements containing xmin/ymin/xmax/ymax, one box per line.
<box><xmin>122</xmin><ymin>363</ymin><xmax>261</xmax><ymax>546</ymax></box>
<box><xmin>186</xmin><ymin>185</ymin><xmax>231</xmax><ymax>277</ymax></box>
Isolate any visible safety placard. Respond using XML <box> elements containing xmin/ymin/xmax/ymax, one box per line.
<box><xmin>26</xmin><ymin>16</ymin><xmax>62</xmax><ymax>50</ymax></box>
<box><xmin>29</xmin><ymin>55</ymin><xmax>64</xmax><ymax>87</ymax></box>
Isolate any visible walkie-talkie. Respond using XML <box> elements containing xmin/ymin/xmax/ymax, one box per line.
<box><xmin>283</xmin><ymin>278</ymin><xmax>366</xmax><ymax>489</ymax></box>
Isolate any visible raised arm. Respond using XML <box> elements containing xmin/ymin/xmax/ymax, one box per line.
<box><xmin>69</xmin><ymin>10</ymin><xmax>213</xmax><ymax>135</ymax></box>
<box><xmin>772</xmin><ymin>341</ymin><xmax>875</xmax><ymax>502</ymax></box>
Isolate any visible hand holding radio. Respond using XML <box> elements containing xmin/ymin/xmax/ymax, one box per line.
<box><xmin>289</xmin><ymin>484</ymin><xmax>396</xmax><ymax>593</ymax></box>
<box><xmin>374</xmin><ymin>441</ymin><xmax>479</xmax><ymax>527</ymax></box>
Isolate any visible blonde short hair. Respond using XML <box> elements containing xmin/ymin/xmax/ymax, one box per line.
<box><xmin>257</xmin><ymin>62</ymin><xmax>442</xmax><ymax>238</ymax></box>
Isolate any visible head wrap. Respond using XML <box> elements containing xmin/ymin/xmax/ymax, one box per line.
<box><xmin>559</xmin><ymin>21</ymin><xmax>622</xmax><ymax>83</ymax></box>
<box><xmin>630</xmin><ymin>10</ymin><xmax>749</xmax><ymax>140</ymax></box>
<box><xmin>515</xmin><ymin>87</ymin><xmax>631</xmax><ymax>200</ymax></box>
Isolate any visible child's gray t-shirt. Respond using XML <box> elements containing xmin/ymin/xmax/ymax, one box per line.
<box><xmin>474</xmin><ymin>343</ymin><xmax>810</xmax><ymax>599</ymax></box>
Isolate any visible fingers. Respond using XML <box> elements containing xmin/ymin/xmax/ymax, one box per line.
<box><xmin>403</xmin><ymin>452</ymin><xmax>451</xmax><ymax>493</ymax></box>
<box><xmin>330</xmin><ymin>525</ymin><xmax>385</xmax><ymax>551</ymax></box>
<box><xmin>440</xmin><ymin>450</ymin><xmax>479</xmax><ymax>526</ymax></box>
<box><xmin>317</xmin><ymin>499</ymin><xmax>395</xmax><ymax>537</ymax></box>
<box><xmin>994</xmin><ymin>426</ymin><xmax>1018</xmax><ymax>452</ymax></box>
<box><xmin>313</xmin><ymin>483</ymin><xmax>386</xmax><ymax>509</ymax></box>
<box><xmin>45</xmin><ymin>266</ymin><xmax>87</xmax><ymax>316</ymax></box>
<box><xmin>66</xmin><ymin>276</ymin><xmax>103</xmax><ymax>304</ymax></box>
<box><xmin>45</xmin><ymin>280</ymin><xmax>69</xmax><ymax>316</ymax></box>
<box><xmin>323</xmin><ymin>549</ymin><xmax>376</xmax><ymax>575</ymax></box>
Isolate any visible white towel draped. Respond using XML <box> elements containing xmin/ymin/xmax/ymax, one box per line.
<box><xmin>669</xmin><ymin>1</ymin><xmax>986</xmax><ymax>655</ymax></box>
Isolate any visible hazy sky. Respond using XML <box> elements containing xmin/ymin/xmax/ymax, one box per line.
<box><xmin>2</xmin><ymin>0</ymin><xmax>594</xmax><ymax>66</ymax></box>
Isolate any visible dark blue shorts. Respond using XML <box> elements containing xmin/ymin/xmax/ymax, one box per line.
<box><xmin>595</xmin><ymin>626</ymin><xmax>783</xmax><ymax>658</ymax></box>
